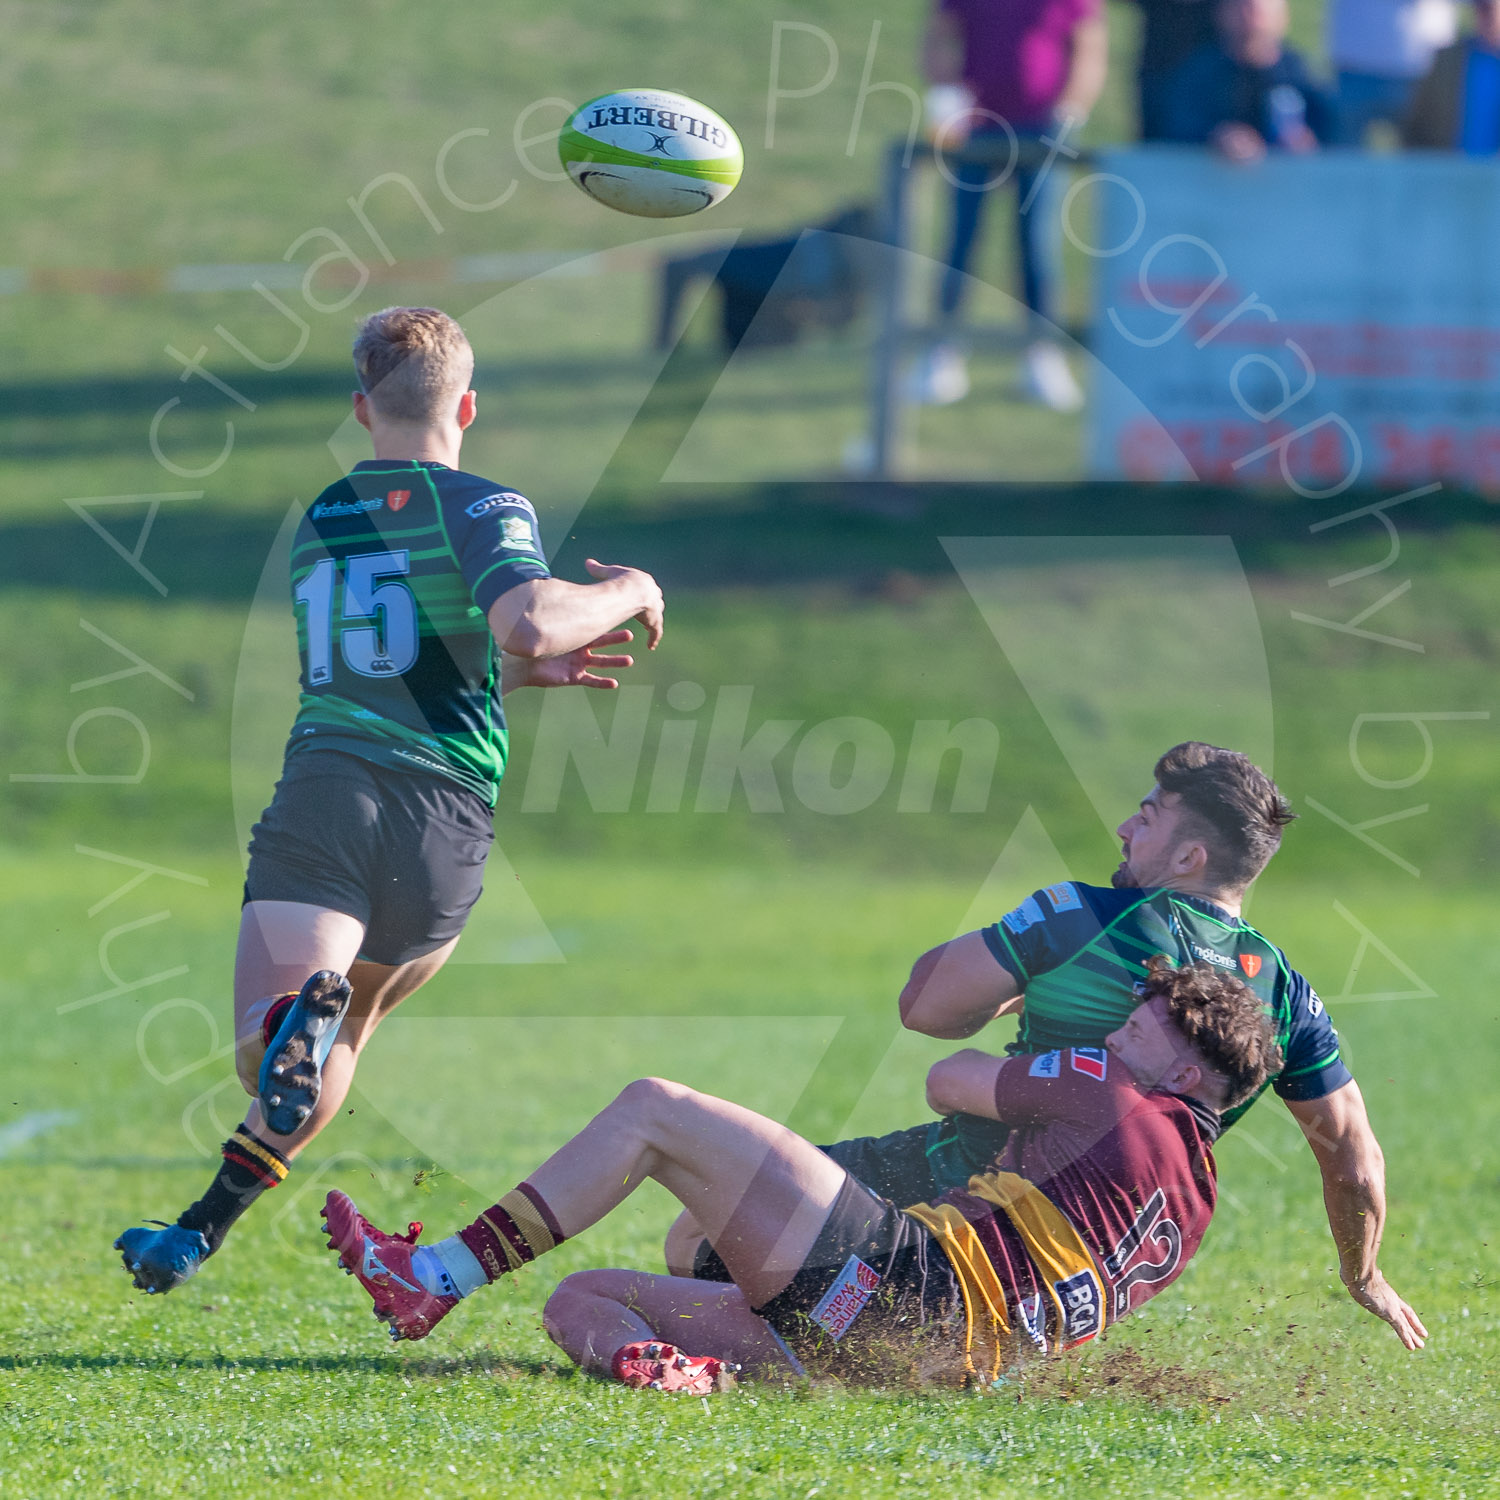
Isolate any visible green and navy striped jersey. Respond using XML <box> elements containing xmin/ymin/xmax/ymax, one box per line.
<box><xmin>983</xmin><ymin>882</ymin><xmax>1350</xmax><ymax>1127</ymax></box>
<box><xmin>284</xmin><ymin>460</ymin><xmax>551</xmax><ymax>806</ymax></box>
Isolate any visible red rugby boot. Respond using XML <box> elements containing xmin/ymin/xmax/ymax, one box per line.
<box><xmin>611</xmin><ymin>1341</ymin><xmax>739</xmax><ymax>1394</ymax></box>
<box><xmin>322</xmin><ymin>1190</ymin><xmax>457</xmax><ymax>1342</ymax></box>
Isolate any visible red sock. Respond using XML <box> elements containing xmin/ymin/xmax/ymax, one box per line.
<box><xmin>457</xmin><ymin>1182</ymin><xmax>565</xmax><ymax>1282</ymax></box>
<box><xmin>260</xmin><ymin>992</ymin><xmax>297</xmax><ymax>1049</ymax></box>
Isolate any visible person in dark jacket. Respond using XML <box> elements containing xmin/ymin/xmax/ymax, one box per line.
<box><xmin>1159</xmin><ymin>0</ymin><xmax>1337</xmax><ymax>160</ymax></box>
<box><xmin>1126</xmin><ymin>0</ymin><xmax>1219</xmax><ymax>140</ymax></box>
<box><xmin>1403</xmin><ymin>0</ymin><xmax>1500</xmax><ymax>151</ymax></box>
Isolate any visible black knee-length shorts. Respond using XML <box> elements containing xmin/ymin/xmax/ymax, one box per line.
<box><xmin>243</xmin><ymin>749</ymin><xmax>494</xmax><ymax>967</ymax></box>
<box><xmin>750</xmin><ymin>1176</ymin><xmax>964</xmax><ymax>1383</ymax></box>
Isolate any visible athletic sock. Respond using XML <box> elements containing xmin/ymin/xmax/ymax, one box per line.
<box><xmin>410</xmin><ymin>1237</ymin><xmax>487</xmax><ymax>1299</ymax></box>
<box><xmin>176</xmin><ymin>1126</ymin><xmax>291</xmax><ymax>1254</ymax></box>
<box><xmin>260</xmin><ymin>992</ymin><xmax>298</xmax><ymax>1050</ymax></box>
<box><xmin>454</xmin><ymin>1182</ymin><xmax>566</xmax><ymax>1284</ymax></box>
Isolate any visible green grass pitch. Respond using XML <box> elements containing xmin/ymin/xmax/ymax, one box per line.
<box><xmin>5</xmin><ymin>0</ymin><xmax>1499</xmax><ymax>1494</ymax></box>
<box><xmin>3</xmin><ymin>552</ymin><xmax>1499</xmax><ymax>1497</ymax></box>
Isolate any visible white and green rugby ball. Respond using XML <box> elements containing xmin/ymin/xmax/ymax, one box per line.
<box><xmin>559</xmin><ymin>89</ymin><xmax>742</xmax><ymax>218</ymax></box>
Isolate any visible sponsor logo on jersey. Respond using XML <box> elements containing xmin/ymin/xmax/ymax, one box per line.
<box><xmin>1055</xmin><ymin>1269</ymin><xmax>1104</xmax><ymax>1345</ymax></box>
<box><xmin>392</xmin><ymin>747</ymin><xmax>449</xmax><ymax>773</ymax></box>
<box><xmin>1014</xmin><ymin>1292</ymin><xmax>1048</xmax><ymax>1353</ymax></box>
<box><xmin>1002</xmin><ymin>896</ymin><xmax>1044</xmax><ymax>935</ymax></box>
<box><xmin>1191</xmin><ymin>943</ymin><xmax>1236</xmax><ymax>971</ymax></box>
<box><xmin>386</xmin><ymin>489</ymin><xmax>411</xmax><ymax>511</ymax></box>
<box><xmin>809</xmin><ymin>1255</ymin><xmax>881</xmax><ymax>1341</ymax></box>
<box><xmin>312</xmin><ymin>496</ymin><xmax>384</xmax><ymax>518</ymax></box>
<box><xmin>1239</xmin><ymin>953</ymin><xmax>1263</xmax><ymax>978</ymax></box>
<box><xmin>1028</xmin><ymin>1051</ymin><xmax>1062</xmax><ymax>1079</ymax></box>
<box><xmin>499</xmin><ymin>516</ymin><xmax>535</xmax><ymax>549</ymax></box>
<box><xmin>1070</xmin><ymin>1047</ymin><xmax>1108</xmax><ymax>1081</ymax></box>
<box><xmin>1307</xmin><ymin>988</ymin><xmax>1323</xmax><ymax>1017</ymax></box>
<box><xmin>466</xmin><ymin>490</ymin><xmax>532</xmax><ymax>520</ymax></box>
<box><xmin>1042</xmin><ymin>882</ymin><xmax>1081</xmax><ymax>913</ymax></box>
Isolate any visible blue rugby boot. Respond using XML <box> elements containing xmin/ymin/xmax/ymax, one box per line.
<box><xmin>114</xmin><ymin>1221</ymin><xmax>210</xmax><ymax>1294</ymax></box>
<box><xmin>258</xmin><ymin>969</ymin><xmax>352</xmax><ymax>1137</ymax></box>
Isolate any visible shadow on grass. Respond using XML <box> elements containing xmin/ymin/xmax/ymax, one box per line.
<box><xmin>0</xmin><ymin>357</ymin><xmax>660</xmax><ymax>423</ymax></box>
<box><xmin>0</xmin><ymin>1350</ymin><xmax>567</xmax><ymax>1380</ymax></box>
<box><xmin>1</xmin><ymin>1344</ymin><xmax>1239</xmax><ymax>1407</ymax></box>
<box><xmin>0</xmin><ymin>481</ymin><xmax>1482</xmax><ymax>606</ymax></box>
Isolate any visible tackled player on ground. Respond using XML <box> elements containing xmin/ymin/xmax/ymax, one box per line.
<box><xmin>319</xmin><ymin>956</ymin><xmax>1399</xmax><ymax>1390</ymax></box>
<box><xmin>671</xmin><ymin>741</ymin><xmax>1425</xmax><ymax>1350</ymax></box>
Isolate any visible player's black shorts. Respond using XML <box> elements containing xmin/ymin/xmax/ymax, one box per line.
<box><xmin>691</xmin><ymin>1119</ymin><xmax>1010</xmax><ymax>1288</ymax></box>
<box><xmin>820</xmin><ymin>1115</ymin><xmax>1014</xmax><ymax>1202</ymax></box>
<box><xmin>818</xmin><ymin>1123</ymin><xmax>954</xmax><ymax>1204</ymax></box>
<box><xmin>243</xmin><ymin>748</ymin><xmax>493</xmax><ymax>967</ymax></box>
<box><xmin>749</xmin><ymin>1175</ymin><xmax>963</xmax><ymax>1383</ymax></box>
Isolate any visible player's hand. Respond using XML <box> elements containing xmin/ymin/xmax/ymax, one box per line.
<box><xmin>526</xmin><ymin>629</ymin><xmax>636</xmax><ymax>691</ymax></box>
<box><xmin>1346</xmin><ymin>1270</ymin><xmax>1428</xmax><ymax>1351</ymax></box>
<box><xmin>586</xmin><ymin>558</ymin><xmax>664</xmax><ymax>650</ymax></box>
<box><xmin>1211</xmin><ymin>121</ymin><xmax>1267</xmax><ymax>165</ymax></box>
<box><xmin>1281</xmin><ymin>122</ymin><xmax>1319</xmax><ymax>155</ymax></box>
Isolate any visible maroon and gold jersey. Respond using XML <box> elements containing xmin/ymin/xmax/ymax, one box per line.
<box><xmin>936</xmin><ymin>1049</ymin><xmax>1220</xmax><ymax>1350</ymax></box>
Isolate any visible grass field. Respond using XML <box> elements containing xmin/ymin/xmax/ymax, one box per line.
<box><xmin>3</xmin><ymin>517</ymin><xmax>1499</xmax><ymax>1496</ymax></box>
<box><xmin>1</xmin><ymin>853</ymin><xmax>1496</xmax><ymax>1498</ymax></box>
<box><xmin>6</xmin><ymin>0</ymin><xmax>1500</xmax><ymax>1495</ymax></box>
<box><xmin>0</xmin><ymin>0</ymin><xmax>1335</xmax><ymax>500</ymax></box>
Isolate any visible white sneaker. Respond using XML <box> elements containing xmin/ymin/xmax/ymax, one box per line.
<box><xmin>907</xmin><ymin>343</ymin><xmax>970</xmax><ymax>406</ymax></box>
<box><xmin>1022</xmin><ymin>341</ymin><xmax>1084</xmax><ymax>412</ymax></box>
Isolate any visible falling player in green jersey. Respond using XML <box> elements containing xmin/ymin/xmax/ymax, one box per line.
<box><xmin>116</xmin><ymin>307</ymin><xmax>664</xmax><ymax>1294</ymax></box>
<box><xmin>674</xmin><ymin>743</ymin><xmax>1425</xmax><ymax>1350</ymax></box>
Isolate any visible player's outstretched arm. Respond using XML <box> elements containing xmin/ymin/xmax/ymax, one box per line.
<box><xmin>1285</xmin><ymin>1082</ymin><xmax>1428</xmax><ymax>1351</ymax></box>
<box><xmin>489</xmin><ymin>560</ymin><xmax>664</xmax><ymax>659</ymax></box>
<box><xmin>898</xmin><ymin>931</ymin><xmax>1023</xmax><ymax>1040</ymax></box>
<box><xmin>501</xmin><ymin>629</ymin><xmax>636</xmax><ymax>695</ymax></box>
<box><xmin>924</xmin><ymin>1048</ymin><xmax>1007</xmax><ymax>1118</ymax></box>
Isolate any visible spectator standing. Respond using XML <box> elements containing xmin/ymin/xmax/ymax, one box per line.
<box><xmin>1404</xmin><ymin>0</ymin><xmax>1500</xmax><ymax>151</ymax></box>
<box><xmin>1330</xmin><ymin>0</ymin><xmax>1459</xmax><ymax>145</ymax></box>
<box><xmin>915</xmin><ymin>0</ymin><xmax>1107</xmax><ymax>410</ymax></box>
<box><xmin>1125</xmin><ymin>0</ymin><xmax>1219</xmax><ymax>141</ymax></box>
<box><xmin>1159</xmin><ymin>0</ymin><xmax>1337</xmax><ymax>162</ymax></box>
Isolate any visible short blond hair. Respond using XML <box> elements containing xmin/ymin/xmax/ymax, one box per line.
<box><xmin>353</xmin><ymin>306</ymin><xmax>474</xmax><ymax>423</ymax></box>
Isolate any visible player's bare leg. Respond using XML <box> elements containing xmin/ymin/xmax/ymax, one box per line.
<box><xmin>323</xmin><ymin>1078</ymin><xmax>851</xmax><ymax>1344</ymax></box>
<box><xmin>663</xmin><ymin>1207</ymin><xmax>709</xmax><ymax>1277</ymax></box>
<box><xmin>523</xmin><ymin>1081</ymin><xmax>845</xmax><ymax>1304</ymax></box>
<box><xmin>543</xmin><ymin>1268</ymin><xmax>795</xmax><ymax>1387</ymax></box>
<box><xmin>232</xmin><ymin>900</ymin><xmax>366</xmax><ymax>1079</ymax></box>
<box><xmin>115</xmin><ymin>901</ymin><xmax>456</xmax><ymax>1293</ymax></box>
<box><xmin>233</xmin><ymin>904</ymin><xmax>460</xmax><ymax>1153</ymax></box>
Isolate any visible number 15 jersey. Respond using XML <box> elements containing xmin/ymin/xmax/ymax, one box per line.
<box><xmin>286</xmin><ymin>459</ymin><xmax>551</xmax><ymax>807</ymax></box>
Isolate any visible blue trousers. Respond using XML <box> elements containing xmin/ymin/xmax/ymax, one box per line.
<box><xmin>937</xmin><ymin>126</ymin><xmax>1063</xmax><ymax>333</ymax></box>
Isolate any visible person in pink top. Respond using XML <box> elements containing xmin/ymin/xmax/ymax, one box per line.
<box><xmin>914</xmin><ymin>0</ymin><xmax>1108</xmax><ymax>411</ymax></box>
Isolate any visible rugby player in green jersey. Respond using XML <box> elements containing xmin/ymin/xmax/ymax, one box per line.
<box><xmin>115</xmin><ymin>307</ymin><xmax>664</xmax><ymax>1294</ymax></box>
<box><xmin>673</xmin><ymin>742</ymin><xmax>1424</xmax><ymax>1348</ymax></box>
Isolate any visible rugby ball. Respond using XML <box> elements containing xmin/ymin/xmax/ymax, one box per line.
<box><xmin>559</xmin><ymin>89</ymin><xmax>743</xmax><ymax>218</ymax></box>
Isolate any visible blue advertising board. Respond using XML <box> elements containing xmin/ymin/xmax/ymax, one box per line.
<box><xmin>1086</xmin><ymin>148</ymin><xmax>1500</xmax><ymax>493</ymax></box>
